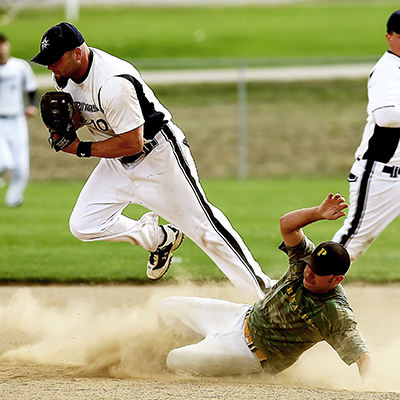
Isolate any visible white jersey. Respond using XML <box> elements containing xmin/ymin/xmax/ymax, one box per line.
<box><xmin>355</xmin><ymin>51</ymin><xmax>400</xmax><ymax>166</ymax></box>
<box><xmin>0</xmin><ymin>57</ymin><xmax>37</xmax><ymax>116</ymax></box>
<box><xmin>54</xmin><ymin>48</ymin><xmax>172</xmax><ymax>142</ymax></box>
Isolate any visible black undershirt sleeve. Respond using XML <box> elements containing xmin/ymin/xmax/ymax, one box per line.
<box><xmin>27</xmin><ymin>90</ymin><xmax>38</xmax><ymax>107</ymax></box>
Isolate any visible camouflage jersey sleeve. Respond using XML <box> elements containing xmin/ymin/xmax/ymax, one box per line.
<box><xmin>319</xmin><ymin>297</ymin><xmax>370</xmax><ymax>365</ymax></box>
<box><xmin>278</xmin><ymin>235</ymin><xmax>315</xmax><ymax>280</ymax></box>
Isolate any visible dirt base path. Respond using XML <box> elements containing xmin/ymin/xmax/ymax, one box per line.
<box><xmin>0</xmin><ymin>282</ymin><xmax>399</xmax><ymax>399</ymax></box>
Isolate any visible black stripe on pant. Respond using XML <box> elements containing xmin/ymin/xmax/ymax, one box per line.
<box><xmin>161</xmin><ymin>124</ymin><xmax>267</xmax><ymax>293</ymax></box>
<box><xmin>338</xmin><ymin>159</ymin><xmax>375</xmax><ymax>247</ymax></box>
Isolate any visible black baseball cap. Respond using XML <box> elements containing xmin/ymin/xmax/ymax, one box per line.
<box><xmin>31</xmin><ymin>22</ymin><xmax>84</xmax><ymax>66</ymax></box>
<box><xmin>387</xmin><ymin>10</ymin><xmax>400</xmax><ymax>34</ymax></box>
<box><xmin>301</xmin><ymin>241</ymin><xmax>350</xmax><ymax>276</ymax></box>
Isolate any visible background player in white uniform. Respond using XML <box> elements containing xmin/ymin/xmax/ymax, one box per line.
<box><xmin>31</xmin><ymin>22</ymin><xmax>274</xmax><ymax>300</ymax></box>
<box><xmin>159</xmin><ymin>193</ymin><xmax>373</xmax><ymax>380</ymax></box>
<box><xmin>0</xmin><ymin>33</ymin><xmax>37</xmax><ymax>207</ymax></box>
<box><xmin>333</xmin><ymin>10</ymin><xmax>400</xmax><ymax>262</ymax></box>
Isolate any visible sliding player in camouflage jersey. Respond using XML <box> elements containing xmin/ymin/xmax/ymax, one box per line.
<box><xmin>159</xmin><ymin>193</ymin><xmax>373</xmax><ymax>379</ymax></box>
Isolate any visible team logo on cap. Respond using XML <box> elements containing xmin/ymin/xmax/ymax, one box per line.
<box><xmin>41</xmin><ymin>37</ymin><xmax>50</xmax><ymax>50</ymax></box>
<box><xmin>317</xmin><ymin>248</ymin><xmax>327</xmax><ymax>257</ymax></box>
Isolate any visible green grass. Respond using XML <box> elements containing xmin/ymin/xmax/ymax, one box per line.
<box><xmin>1</xmin><ymin>2</ymin><xmax>398</xmax><ymax>70</ymax></box>
<box><xmin>0</xmin><ymin>178</ymin><xmax>398</xmax><ymax>284</ymax></box>
<box><xmin>1</xmin><ymin>2</ymin><xmax>398</xmax><ymax>285</ymax></box>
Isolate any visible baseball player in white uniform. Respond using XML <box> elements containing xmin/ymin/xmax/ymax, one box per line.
<box><xmin>333</xmin><ymin>10</ymin><xmax>400</xmax><ymax>262</ymax></box>
<box><xmin>31</xmin><ymin>22</ymin><xmax>275</xmax><ymax>299</ymax></box>
<box><xmin>0</xmin><ymin>33</ymin><xmax>37</xmax><ymax>207</ymax></box>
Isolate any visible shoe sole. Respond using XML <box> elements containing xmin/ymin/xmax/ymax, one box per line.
<box><xmin>147</xmin><ymin>232</ymin><xmax>184</xmax><ymax>280</ymax></box>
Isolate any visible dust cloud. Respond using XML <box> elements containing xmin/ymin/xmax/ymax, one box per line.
<box><xmin>0</xmin><ymin>283</ymin><xmax>398</xmax><ymax>393</ymax></box>
<box><xmin>0</xmin><ymin>286</ymin><xmax>176</xmax><ymax>378</ymax></box>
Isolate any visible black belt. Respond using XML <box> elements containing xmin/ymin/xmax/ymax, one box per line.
<box><xmin>120</xmin><ymin>137</ymin><xmax>159</xmax><ymax>164</ymax></box>
<box><xmin>0</xmin><ymin>115</ymin><xmax>17</xmax><ymax>119</ymax></box>
<box><xmin>382</xmin><ymin>165</ymin><xmax>400</xmax><ymax>178</ymax></box>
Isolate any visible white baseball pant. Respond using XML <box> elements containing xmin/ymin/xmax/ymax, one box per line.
<box><xmin>333</xmin><ymin>159</ymin><xmax>400</xmax><ymax>262</ymax></box>
<box><xmin>159</xmin><ymin>296</ymin><xmax>263</xmax><ymax>376</ymax></box>
<box><xmin>69</xmin><ymin>122</ymin><xmax>275</xmax><ymax>299</ymax></box>
<box><xmin>0</xmin><ymin>115</ymin><xmax>30</xmax><ymax>206</ymax></box>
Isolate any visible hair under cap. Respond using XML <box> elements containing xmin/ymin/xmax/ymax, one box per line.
<box><xmin>387</xmin><ymin>10</ymin><xmax>400</xmax><ymax>34</ymax></box>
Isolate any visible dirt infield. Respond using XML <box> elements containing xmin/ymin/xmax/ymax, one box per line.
<box><xmin>0</xmin><ymin>282</ymin><xmax>399</xmax><ymax>400</ymax></box>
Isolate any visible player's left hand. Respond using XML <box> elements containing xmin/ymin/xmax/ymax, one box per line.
<box><xmin>318</xmin><ymin>193</ymin><xmax>348</xmax><ymax>220</ymax></box>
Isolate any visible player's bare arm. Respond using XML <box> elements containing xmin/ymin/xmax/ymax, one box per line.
<box><xmin>62</xmin><ymin>126</ymin><xmax>144</xmax><ymax>158</ymax></box>
<box><xmin>280</xmin><ymin>193</ymin><xmax>348</xmax><ymax>247</ymax></box>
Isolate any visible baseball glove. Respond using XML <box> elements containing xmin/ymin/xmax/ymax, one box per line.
<box><xmin>40</xmin><ymin>91</ymin><xmax>78</xmax><ymax>152</ymax></box>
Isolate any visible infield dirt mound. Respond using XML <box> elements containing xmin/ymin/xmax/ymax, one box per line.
<box><xmin>0</xmin><ymin>282</ymin><xmax>399</xmax><ymax>400</ymax></box>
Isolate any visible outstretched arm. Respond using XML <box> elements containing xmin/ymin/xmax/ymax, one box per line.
<box><xmin>280</xmin><ymin>193</ymin><xmax>348</xmax><ymax>247</ymax></box>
